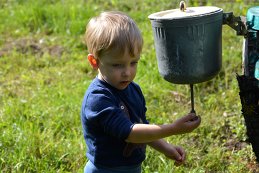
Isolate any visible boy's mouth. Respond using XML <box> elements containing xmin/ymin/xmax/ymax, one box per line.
<box><xmin>120</xmin><ymin>81</ymin><xmax>130</xmax><ymax>86</ymax></box>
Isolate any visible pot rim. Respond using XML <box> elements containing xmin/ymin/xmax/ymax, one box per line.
<box><xmin>148</xmin><ymin>6</ymin><xmax>223</xmax><ymax>20</ymax></box>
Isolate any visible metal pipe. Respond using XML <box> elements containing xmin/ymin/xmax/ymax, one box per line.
<box><xmin>190</xmin><ymin>84</ymin><xmax>196</xmax><ymax>114</ymax></box>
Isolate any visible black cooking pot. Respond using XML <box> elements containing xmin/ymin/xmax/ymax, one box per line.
<box><xmin>148</xmin><ymin>6</ymin><xmax>223</xmax><ymax>84</ymax></box>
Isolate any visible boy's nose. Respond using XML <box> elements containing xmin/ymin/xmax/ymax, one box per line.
<box><xmin>122</xmin><ymin>67</ymin><xmax>131</xmax><ymax>77</ymax></box>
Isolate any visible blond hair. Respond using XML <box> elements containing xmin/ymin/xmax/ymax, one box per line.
<box><xmin>84</xmin><ymin>11</ymin><xmax>143</xmax><ymax>59</ymax></box>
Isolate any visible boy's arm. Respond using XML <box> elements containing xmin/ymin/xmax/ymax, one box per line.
<box><xmin>125</xmin><ymin>113</ymin><xmax>200</xmax><ymax>143</ymax></box>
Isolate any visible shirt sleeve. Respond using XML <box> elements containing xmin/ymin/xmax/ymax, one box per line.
<box><xmin>85</xmin><ymin>90</ymin><xmax>134</xmax><ymax>140</ymax></box>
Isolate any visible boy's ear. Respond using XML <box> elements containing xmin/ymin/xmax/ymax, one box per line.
<box><xmin>87</xmin><ymin>54</ymin><xmax>98</xmax><ymax>69</ymax></box>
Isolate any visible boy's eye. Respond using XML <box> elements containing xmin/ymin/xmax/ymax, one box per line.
<box><xmin>131</xmin><ymin>61</ymin><xmax>138</xmax><ymax>65</ymax></box>
<box><xmin>112</xmin><ymin>64</ymin><xmax>122</xmax><ymax>67</ymax></box>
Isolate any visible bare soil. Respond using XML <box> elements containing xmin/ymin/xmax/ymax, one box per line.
<box><xmin>0</xmin><ymin>37</ymin><xmax>65</xmax><ymax>58</ymax></box>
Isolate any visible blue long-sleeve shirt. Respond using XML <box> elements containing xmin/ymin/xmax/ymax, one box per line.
<box><xmin>81</xmin><ymin>77</ymin><xmax>148</xmax><ymax>167</ymax></box>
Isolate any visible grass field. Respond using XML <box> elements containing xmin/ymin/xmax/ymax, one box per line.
<box><xmin>1</xmin><ymin>0</ymin><xmax>259</xmax><ymax>172</ymax></box>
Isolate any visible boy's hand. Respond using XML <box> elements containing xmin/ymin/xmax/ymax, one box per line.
<box><xmin>164</xmin><ymin>145</ymin><xmax>186</xmax><ymax>166</ymax></box>
<box><xmin>172</xmin><ymin>113</ymin><xmax>201</xmax><ymax>134</ymax></box>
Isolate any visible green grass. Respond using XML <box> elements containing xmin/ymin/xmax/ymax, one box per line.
<box><xmin>1</xmin><ymin>0</ymin><xmax>259</xmax><ymax>172</ymax></box>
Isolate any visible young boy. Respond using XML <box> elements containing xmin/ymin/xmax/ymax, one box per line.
<box><xmin>81</xmin><ymin>11</ymin><xmax>201</xmax><ymax>173</ymax></box>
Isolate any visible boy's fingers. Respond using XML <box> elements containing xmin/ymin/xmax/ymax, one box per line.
<box><xmin>183</xmin><ymin>113</ymin><xmax>200</xmax><ymax>123</ymax></box>
<box><xmin>179</xmin><ymin>113</ymin><xmax>196</xmax><ymax>122</ymax></box>
<box><xmin>173</xmin><ymin>150</ymin><xmax>182</xmax><ymax>161</ymax></box>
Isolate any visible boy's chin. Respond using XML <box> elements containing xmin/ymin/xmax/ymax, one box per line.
<box><xmin>116</xmin><ymin>82</ymin><xmax>130</xmax><ymax>90</ymax></box>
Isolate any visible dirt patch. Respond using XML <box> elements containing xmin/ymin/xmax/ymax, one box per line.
<box><xmin>0</xmin><ymin>38</ymin><xmax>65</xmax><ymax>58</ymax></box>
<box><xmin>170</xmin><ymin>90</ymin><xmax>187</xmax><ymax>103</ymax></box>
<box><xmin>246</xmin><ymin>160</ymin><xmax>259</xmax><ymax>173</ymax></box>
<box><xmin>224</xmin><ymin>139</ymin><xmax>248</xmax><ymax>151</ymax></box>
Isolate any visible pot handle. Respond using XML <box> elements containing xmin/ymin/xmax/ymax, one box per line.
<box><xmin>223</xmin><ymin>12</ymin><xmax>247</xmax><ymax>37</ymax></box>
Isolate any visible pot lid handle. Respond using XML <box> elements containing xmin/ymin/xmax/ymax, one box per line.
<box><xmin>180</xmin><ymin>1</ymin><xmax>187</xmax><ymax>12</ymax></box>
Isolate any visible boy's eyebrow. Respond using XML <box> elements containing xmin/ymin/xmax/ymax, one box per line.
<box><xmin>129</xmin><ymin>57</ymin><xmax>140</xmax><ymax>61</ymax></box>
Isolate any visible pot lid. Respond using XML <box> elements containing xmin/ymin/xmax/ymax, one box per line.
<box><xmin>247</xmin><ymin>6</ymin><xmax>259</xmax><ymax>30</ymax></box>
<box><xmin>148</xmin><ymin>6</ymin><xmax>222</xmax><ymax>20</ymax></box>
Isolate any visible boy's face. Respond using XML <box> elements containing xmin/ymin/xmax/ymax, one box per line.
<box><xmin>97</xmin><ymin>51</ymin><xmax>140</xmax><ymax>90</ymax></box>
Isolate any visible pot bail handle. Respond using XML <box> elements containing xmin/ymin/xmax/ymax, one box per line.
<box><xmin>180</xmin><ymin>1</ymin><xmax>187</xmax><ymax>12</ymax></box>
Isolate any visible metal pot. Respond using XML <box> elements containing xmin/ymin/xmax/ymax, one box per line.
<box><xmin>148</xmin><ymin>6</ymin><xmax>223</xmax><ymax>84</ymax></box>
